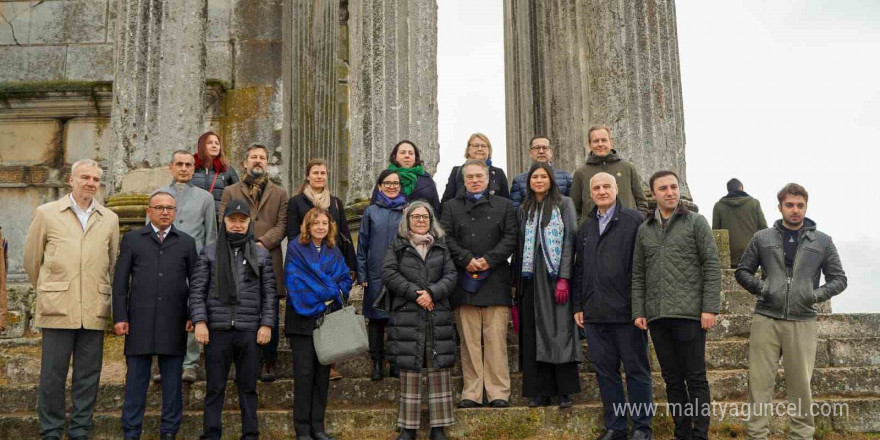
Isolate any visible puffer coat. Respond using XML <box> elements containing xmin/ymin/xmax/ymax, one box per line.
<box><xmin>192</xmin><ymin>166</ymin><xmax>240</xmax><ymax>213</ymax></box>
<box><xmin>189</xmin><ymin>243</ymin><xmax>277</xmax><ymax>331</ymax></box>
<box><xmin>381</xmin><ymin>236</ymin><xmax>458</xmax><ymax>372</ymax></box>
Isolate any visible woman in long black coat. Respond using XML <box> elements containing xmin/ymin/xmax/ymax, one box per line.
<box><xmin>511</xmin><ymin>162</ymin><xmax>581</xmax><ymax>408</ymax></box>
<box><xmin>382</xmin><ymin>201</ymin><xmax>457</xmax><ymax>440</ymax></box>
<box><xmin>440</xmin><ymin>133</ymin><xmax>510</xmax><ymax>208</ymax></box>
<box><xmin>191</xmin><ymin>131</ymin><xmax>240</xmax><ymax>213</ymax></box>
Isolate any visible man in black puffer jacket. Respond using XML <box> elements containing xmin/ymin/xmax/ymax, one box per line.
<box><xmin>189</xmin><ymin>201</ymin><xmax>276</xmax><ymax>440</ymax></box>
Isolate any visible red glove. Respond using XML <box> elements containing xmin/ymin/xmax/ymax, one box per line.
<box><xmin>554</xmin><ymin>278</ymin><xmax>570</xmax><ymax>304</ymax></box>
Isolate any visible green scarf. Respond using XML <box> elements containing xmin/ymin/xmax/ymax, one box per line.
<box><xmin>388</xmin><ymin>163</ymin><xmax>425</xmax><ymax>196</ymax></box>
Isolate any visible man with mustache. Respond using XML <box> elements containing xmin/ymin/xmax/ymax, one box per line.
<box><xmin>219</xmin><ymin>144</ymin><xmax>288</xmax><ymax>378</ymax></box>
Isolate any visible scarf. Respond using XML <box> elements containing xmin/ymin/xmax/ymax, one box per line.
<box><xmin>408</xmin><ymin>233</ymin><xmax>434</xmax><ymax>260</ymax></box>
<box><xmin>521</xmin><ymin>202</ymin><xmax>564</xmax><ymax>280</ymax></box>
<box><xmin>375</xmin><ymin>190</ymin><xmax>407</xmax><ymax>210</ymax></box>
<box><xmin>303</xmin><ymin>185</ymin><xmax>331</xmax><ymax>210</ymax></box>
<box><xmin>242</xmin><ymin>172</ymin><xmax>268</xmax><ymax>202</ymax></box>
<box><xmin>285</xmin><ymin>240</ymin><xmax>354</xmax><ymax>317</ymax></box>
<box><xmin>388</xmin><ymin>163</ymin><xmax>425</xmax><ymax>196</ymax></box>
<box><xmin>215</xmin><ymin>223</ymin><xmax>259</xmax><ymax>305</ymax></box>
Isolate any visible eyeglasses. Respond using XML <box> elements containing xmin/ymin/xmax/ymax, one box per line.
<box><xmin>381</xmin><ymin>181</ymin><xmax>401</xmax><ymax>188</ymax></box>
<box><xmin>150</xmin><ymin>205</ymin><xmax>177</xmax><ymax>212</ymax></box>
<box><xmin>529</xmin><ymin>146</ymin><xmax>551</xmax><ymax>152</ymax></box>
<box><xmin>468</xmin><ymin>144</ymin><xmax>489</xmax><ymax>150</ymax></box>
<box><xmin>410</xmin><ymin>214</ymin><xmax>430</xmax><ymax>221</ymax></box>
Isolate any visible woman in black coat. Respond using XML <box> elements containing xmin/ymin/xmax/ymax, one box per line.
<box><xmin>371</xmin><ymin>140</ymin><xmax>441</xmax><ymax>213</ymax></box>
<box><xmin>440</xmin><ymin>133</ymin><xmax>510</xmax><ymax>208</ymax></box>
<box><xmin>381</xmin><ymin>201</ymin><xmax>457</xmax><ymax>440</ymax></box>
<box><xmin>191</xmin><ymin>131</ymin><xmax>240</xmax><ymax>213</ymax></box>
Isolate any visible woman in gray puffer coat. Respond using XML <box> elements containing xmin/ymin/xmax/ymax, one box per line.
<box><xmin>381</xmin><ymin>201</ymin><xmax>457</xmax><ymax>440</ymax></box>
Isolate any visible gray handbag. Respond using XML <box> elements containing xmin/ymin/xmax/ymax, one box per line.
<box><xmin>313</xmin><ymin>291</ymin><xmax>369</xmax><ymax>365</ymax></box>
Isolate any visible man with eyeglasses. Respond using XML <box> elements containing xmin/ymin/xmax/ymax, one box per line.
<box><xmin>149</xmin><ymin>150</ymin><xmax>218</xmax><ymax>383</ymax></box>
<box><xmin>509</xmin><ymin>135</ymin><xmax>573</xmax><ymax>209</ymax></box>
<box><xmin>114</xmin><ymin>191</ymin><xmax>198</xmax><ymax>440</ymax></box>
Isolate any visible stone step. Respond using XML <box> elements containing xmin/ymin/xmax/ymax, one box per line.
<box><xmin>0</xmin><ymin>366</ymin><xmax>877</xmax><ymax>414</ymax></box>
<box><xmin>0</xmin><ymin>397</ymin><xmax>876</xmax><ymax>438</ymax></box>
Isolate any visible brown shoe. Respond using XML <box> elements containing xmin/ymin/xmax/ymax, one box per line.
<box><xmin>152</xmin><ymin>363</ymin><xmax>161</xmax><ymax>383</ymax></box>
<box><xmin>181</xmin><ymin>368</ymin><xmax>197</xmax><ymax>383</ymax></box>
<box><xmin>329</xmin><ymin>365</ymin><xmax>342</xmax><ymax>381</ymax></box>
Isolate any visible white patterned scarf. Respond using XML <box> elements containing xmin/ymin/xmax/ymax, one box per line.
<box><xmin>521</xmin><ymin>202</ymin><xmax>564</xmax><ymax>279</ymax></box>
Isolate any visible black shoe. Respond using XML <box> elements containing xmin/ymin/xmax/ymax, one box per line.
<box><xmin>528</xmin><ymin>397</ymin><xmax>542</xmax><ymax>408</ymax></box>
<box><xmin>389</xmin><ymin>363</ymin><xmax>400</xmax><ymax>378</ymax></box>
<box><xmin>312</xmin><ymin>432</ymin><xmax>336</xmax><ymax>440</ymax></box>
<box><xmin>160</xmin><ymin>434</ymin><xmax>176</xmax><ymax>440</ymax></box>
<box><xmin>489</xmin><ymin>399</ymin><xmax>510</xmax><ymax>408</ymax></box>
<box><xmin>124</xmin><ymin>437</ymin><xmax>140</xmax><ymax>440</ymax></box>
<box><xmin>396</xmin><ymin>429</ymin><xmax>417</xmax><ymax>440</ymax></box>
<box><xmin>296</xmin><ymin>436</ymin><xmax>313</xmax><ymax>440</ymax></box>
<box><xmin>371</xmin><ymin>359</ymin><xmax>384</xmax><ymax>381</ymax></box>
<box><xmin>628</xmin><ymin>429</ymin><xmax>652</xmax><ymax>440</ymax></box>
<box><xmin>558</xmin><ymin>394</ymin><xmax>573</xmax><ymax>409</ymax></box>
<box><xmin>260</xmin><ymin>362</ymin><xmax>277</xmax><ymax>383</ymax></box>
<box><xmin>429</xmin><ymin>426</ymin><xmax>449</xmax><ymax>440</ymax></box>
<box><xmin>42</xmin><ymin>437</ymin><xmax>61</xmax><ymax>440</ymax></box>
<box><xmin>457</xmin><ymin>399</ymin><xmax>481</xmax><ymax>408</ymax></box>
<box><xmin>595</xmin><ymin>430</ymin><xmax>627</xmax><ymax>440</ymax></box>
<box><xmin>69</xmin><ymin>437</ymin><xmax>89</xmax><ymax>440</ymax></box>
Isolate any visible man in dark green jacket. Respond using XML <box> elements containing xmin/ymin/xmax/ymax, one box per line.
<box><xmin>571</xmin><ymin>125</ymin><xmax>649</xmax><ymax>225</ymax></box>
<box><xmin>712</xmin><ymin>178</ymin><xmax>768</xmax><ymax>268</ymax></box>
<box><xmin>632</xmin><ymin>170</ymin><xmax>721</xmax><ymax>440</ymax></box>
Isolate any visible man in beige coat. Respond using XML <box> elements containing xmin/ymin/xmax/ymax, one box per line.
<box><xmin>24</xmin><ymin>159</ymin><xmax>120</xmax><ymax>440</ymax></box>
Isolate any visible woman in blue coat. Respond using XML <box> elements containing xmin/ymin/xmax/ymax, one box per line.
<box><xmin>357</xmin><ymin>169</ymin><xmax>406</xmax><ymax>381</ymax></box>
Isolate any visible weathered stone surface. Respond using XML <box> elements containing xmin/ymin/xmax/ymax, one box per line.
<box><xmin>233</xmin><ymin>40</ymin><xmax>283</xmax><ymax>88</ymax></box>
<box><xmin>0</xmin><ymin>46</ymin><xmax>66</xmax><ymax>82</ymax></box>
<box><xmin>0</xmin><ymin>1</ymin><xmax>32</xmax><ymax>45</ymax></box>
<box><xmin>64</xmin><ymin>117</ymin><xmax>113</xmax><ymax>163</ymax></box>
<box><xmin>118</xmin><ymin>168</ymin><xmax>170</xmax><ymax>195</ymax></box>
<box><xmin>29</xmin><ymin>0</ymin><xmax>109</xmax><ymax>44</ymax></box>
<box><xmin>223</xmin><ymin>85</ymin><xmax>282</xmax><ymax>171</ymax></box>
<box><xmin>231</xmin><ymin>0</ymin><xmax>283</xmax><ymax>41</ymax></box>
<box><xmin>206</xmin><ymin>41</ymin><xmax>233</xmax><ymax>84</ymax></box>
<box><xmin>0</xmin><ymin>119</ymin><xmax>62</xmax><ymax>165</ymax></box>
<box><xmin>714</xmin><ymin>229</ymin><xmax>732</xmax><ymax>268</ymax></box>
<box><xmin>828</xmin><ymin>337</ymin><xmax>880</xmax><ymax>367</ymax></box>
<box><xmin>207</xmin><ymin>0</ymin><xmax>231</xmax><ymax>42</ymax></box>
<box><xmin>65</xmin><ymin>44</ymin><xmax>115</xmax><ymax>81</ymax></box>
<box><xmin>504</xmin><ymin>0</ymin><xmax>689</xmax><ymax>196</ymax></box>
<box><xmin>347</xmin><ymin>0</ymin><xmax>439</xmax><ymax>203</ymax></box>
<box><xmin>0</xmin><ymin>188</ymin><xmax>64</xmax><ymax>278</ymax></box>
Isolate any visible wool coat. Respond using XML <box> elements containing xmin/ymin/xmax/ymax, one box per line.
<box><xmin>441</xmin><ymin>165</ymin><xmax>510</xmax><ymax>207</ymax></box>
<box><xmin>112</xmin><ymin>224</ymin><xmax>197</xmax><ymax>356</ymax></box>
<box><xmin>356</xmin><ymin>200</ymin><xmax>405</xmax><ymax>320</ymax></box>
<box><xmin>24</xmin><ymin>195</ymin><xmax>120</xmax><ymax>330</ymax></box>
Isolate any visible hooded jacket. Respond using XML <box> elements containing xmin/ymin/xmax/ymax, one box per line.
<box><xmin>571</xmin><ymin>150</ymin><xmax>649</xmax><ymax>224</ymax></box>
<box><xmin>712</xmin><ymin>190</ymin><xmax>768</xmax><ymax>267</ymax></box>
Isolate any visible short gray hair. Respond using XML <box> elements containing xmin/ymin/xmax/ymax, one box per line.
<box><xmin>398</xmin><ymin>201</ymin><xmax>445</xmax><ymax>238</ymax></box>
<box><xmin>149</xmin><ymin>190</ymin><xmax>176</xmax><ymax>204</ymax></box>
<box><xmin>461</xmin><ymin>158</ymin><xmax>488</xmax><ymax>174</ymax></box>
<box><xmin>170</xmin><ymin>150</ymin><xmax>194</xmax><ymax>163</ymax></box>
<box><xmin>71</xmin><ymin>159</ymin><xmax>103</xmax><ymax>177</ymax></box>
<box><xmin>589</xmin><ymin>172</ymin><xmax>618</xmax><ymax>189</ymax></box>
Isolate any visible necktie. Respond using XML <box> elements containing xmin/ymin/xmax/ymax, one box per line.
<box><xmin>158</xmin><ymin>230</ymin><xmax>165</xmax><ymax>243</ymax></box>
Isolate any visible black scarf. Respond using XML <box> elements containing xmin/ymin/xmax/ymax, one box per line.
<box><xmin>215</xmin><ymin>222</ymin><xmax>260</xmax><ymax>305</ymax></box>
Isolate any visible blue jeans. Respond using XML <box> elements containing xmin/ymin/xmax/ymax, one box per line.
<box><xmin>121</xmin><ymin>354</ymin><xmax>184</xmax><ymax>437</ymax></box>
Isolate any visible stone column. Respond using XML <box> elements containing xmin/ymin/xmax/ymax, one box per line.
<box><xmin>348</xmin><ymin>0</ymin><xmax>439</xmax><ymax>204</ymax></box>
<box><xmin>109</xmin><ymin>0</ymin><xmax>207</xmax><ymax>192</ymax></box>
<box><xmin>504</xmin><ymin>0</ymin><xmax>688</xmax><ymax>195</ymax></box>
<box><xmin>282</xmin><ymin>0</ymin><xmax>341</xmax><ymax>193</ymax></box>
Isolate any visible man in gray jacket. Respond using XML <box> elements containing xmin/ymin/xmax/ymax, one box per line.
<box><xmin>632</xmin><ymin>170</ymin><xmax>721</xmax><ymax>440</ymax></box>
<box><xmin>735</xmin><ymin>183</ymin><xmax>846</xmax><ymax>440</ymax></box>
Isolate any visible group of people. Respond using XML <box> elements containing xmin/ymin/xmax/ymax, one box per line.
<box><xmin>21</xmin><ymin>124</ymin><xmax>847</xmax><ymax>440</ymax></box>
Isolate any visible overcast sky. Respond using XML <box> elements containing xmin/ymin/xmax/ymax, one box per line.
<box><xmin>436</xmin><ymin>1</ymin><xmax>880</xmax><ymax>312</ymax></box>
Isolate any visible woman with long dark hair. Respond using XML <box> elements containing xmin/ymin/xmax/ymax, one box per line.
<box><xmin>357</xmin><ymin>170</ymin><xmax>406</xmax><ymax>380</ymax></box>
<box><xmin>440</xmin><ymin>133</ymin><xmax>509</xmax><ymax>206</ymax></box>
<box><xmin>192</xmin><ymin>131</ymin><xmax>240</xmax><ymax>213</ymax></box>
<box><xmin>512</xmin><ymin>162</ymin><xmax>581</xmax><ymax>409</ymax></box>
<box><xmin>371</xmin><ymin>140</ymin><xmax>440</xmax><ymax>213</ymax></box>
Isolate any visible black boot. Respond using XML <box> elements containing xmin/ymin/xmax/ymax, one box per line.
<box><xmin>368</xmin><ymin>321</ymin><xmax>386</xmax><ymax>381</ymax></box>
<box><xmin>371</xmin><ymin>358</ymin><xmax>384</xmax><ymax>381</ymax></box>
<box><xmin>429</xmin><ymin>427</ymin><xmax>448</xmax><ymax>440</ymax></box>
<box><xmin>389</xmin><ymin>362</ymin><xmax>400</xmax><ymax>378</ymax></box>
<box><xmin>396</xmin><ymin>428</ymin><xmax>417</xmax><ymax>440</ymax></box>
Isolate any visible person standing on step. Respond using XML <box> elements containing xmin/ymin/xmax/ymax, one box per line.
<box><xmin>371</xmin><ymin>140</ymin><xmax>441</xmax><ymax>213</ymax></box>
<box><xmin>736</xmin><ymin>183</ymin><xmax>847</xmax><ymax>440</ymax></box>
<box><xmin>440</xmin><ymin>159</ymin><xmax>518</xmax><ymax>409</ymax></box>
<box><xmin>571</xmin><ymin>124</ymin><xmax>649</xmax><ymax>224</ymax></box>
<box><xmin>509</xmin><ymin>135</ymin><xmax>573</xmax><ymax>210</ymax></box>
<box><xmin>286</xmin><ymin>158</ymin><xmax>356</xmax><ymax>382</ymax></box>
<box><xmin>192</xmin><ymin>131</ymin><xmax>240</xmax><ymax>213</ymax></box>
<box><xmin>511</xmin><ymin>163</ymin><xmax>581</xmax><ymax>410</ymax></box>
<box><xmin>24</xmin><ymin>159</ymin><xmax>120</xmax><ymax>440</ymax></box>
<box><xmin>382</xmin><ymin>201</ymin><xmax>458</xmax><ymax>440</ymax></box>
<box><xmin>220</xmin><ymin>144</ymin><xmax>288</xmax><ymax>383</ymax></box>
<box><xmin>149</xmin><ymin>150</ymin><xmax>217</xmax><ymax>384</ymax></box>
<box><xmin>190</xmin><ymin>201</ymin><xmax>277</xmax><ymax>440</ymax></box>
<box><xmin>357</xmin><ymin>170</ymin><xmax>407</xmax><ymax>381</ymax></box>
<box><xmin>712</xmin><ymin>178</ymin><xmax>768</xmax><ymax>268</ymax></box>
<box><xmin>572</xmin><ymin>172</ymin><xmax>652</xmax><ymax>440</ymax></box>
<box><xmin>114</xmin><ymin>191</ymin><xmax>198</xmax><ymax>440</ymax></box>
<box><xmin>285</xmin><ymin>207</ymin><xmax>353</xmax><ymax>440</ymax></box>
<box><xmin>632</xmin><ymin>170</ymin><xmax>721</xmax><ymax>440</ymax></box>
<box><xmin>440</xmin><ymin>133</ymin><xmax>510</xmax><ymax>211</ymax></box>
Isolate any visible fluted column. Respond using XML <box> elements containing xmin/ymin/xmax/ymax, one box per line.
<box><xmin>110</xmin><ymin>0</ymin><xmax>207</xmax><ymax>191</ymax></box>
<box><xmin>282</xmin><ymin>0</ymin><xmax>341</xmax><ymax>193</ymax></box>
<box><xmin>504</xmin><ymin>0</ymin><xmax>688</xmax><ymax>195</ymax></box>
<box><xmin>348</xmin><ymin>0</ymin><xmax>439</xmax><ymax>204</ymax></box>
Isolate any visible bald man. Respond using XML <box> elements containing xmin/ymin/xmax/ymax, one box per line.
<box><xmin>572</xmin><ymin>172</ymin><xmax>652</xmax><ymax>440</ymax></box>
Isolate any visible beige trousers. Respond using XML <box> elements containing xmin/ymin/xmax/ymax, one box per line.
<box><xmin>747</xmin><ymin>314</ymin><xmax>818</xmax><ymax>440</ymax></box>
<box><xmin>455</xmin><ymin>305</ymin><xmax>511</xmax><ymax>402</ymax></box>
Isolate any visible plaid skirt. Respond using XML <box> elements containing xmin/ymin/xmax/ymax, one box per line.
<box><xmin>397</xmin><ymin>368</ymin><xmax>455</xmax><ymax>429</ymax></box>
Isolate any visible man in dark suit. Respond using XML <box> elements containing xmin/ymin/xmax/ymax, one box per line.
<box><xmin>113</xmin><ymin>191</ymin><xmax>198</xmax><ymax>440</ymax></box>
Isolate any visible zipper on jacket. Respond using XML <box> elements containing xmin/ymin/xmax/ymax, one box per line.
<box><xmin>231</xmin><ymin>248</ymin><xmax>239</xmax><ymax>328</ymax></box>
<box><xmin>785</xmin><ymin>232</ymin><xmax>805</xmax><ymax>318</ymax></box>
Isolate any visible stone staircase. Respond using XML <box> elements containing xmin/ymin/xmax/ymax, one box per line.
<box><xmin>1</xmin><ymin>270</ymin><xmax>878</xmax><ymax>439</ymax></box>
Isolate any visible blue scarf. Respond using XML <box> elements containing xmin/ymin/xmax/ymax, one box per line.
<box><xmin>521</xmin><ymin>202</ymin><xmax>564</xmax><ymax>279</ymax></box>
<box><xmin>375</xmin><ymin>191</ymin><xmax>407</xmax><ymax>210</ymax></box>
<box><xmin>285</xmin><ymin>240</ymin><xmax>354</xmax><ymax>317</ymax></box>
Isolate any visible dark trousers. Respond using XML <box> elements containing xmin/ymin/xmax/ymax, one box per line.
<box><xmin>260</xmin><ymin>300</ymin><xmax>280</xmax><ymax>366</ymax></box>
<box><xmin>368</xmin><ymin>319</ymin><xmax>387</xmax><ymax>360</ymax></box>
<box><xmin>584</xmin><ymin>323</ymin><xmax>653</xmax><ymax>433</ymax></box>
<box><xmin>122</xmin><ymin>354</ymin><xmax>184</xmax><ymax>437</ymax></box>
<box><xmin>201</xmin><ymin>329</ymin><xmax>260</xmax><ymax>440</ymax></box>
<box><xmin>290</xmin><ymin>335</ymin><xmax>331</xmax><ymax>436</ymax></box>
<box><xmin>38</xmin><ymin>328</ymin><xmax>104</xmax><ymax>439</ymax></box>
<box><xmin>649</xmin><ymin>318</ymin><xmax>711</xmax><ymax>440</ymax></box>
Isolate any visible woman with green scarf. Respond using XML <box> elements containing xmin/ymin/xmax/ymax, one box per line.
<box><xmin>372</xmin><ymin>140</ymin><xmax>440</xmax><ymax>213</ymax></box>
